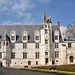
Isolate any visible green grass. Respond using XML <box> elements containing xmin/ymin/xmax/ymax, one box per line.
<box><xmin>20</xmin><ymin>68</ymin><xmax>75</xmax><ymax>75</ymax></box>
<box><xmin>31</xmin><ymin>64</ymin><xmax>75</xmax><ymax>72</ymax></box>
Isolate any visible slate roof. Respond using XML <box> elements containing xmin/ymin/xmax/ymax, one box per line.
<box><xmin>0</xmin><ymin>24</ymin><xmax>63</xmax><ymax>42</ymax></box>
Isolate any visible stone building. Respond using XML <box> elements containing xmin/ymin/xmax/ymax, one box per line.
<box><xmin>0</xmin><ymin>12</ymin><xmax>75</xmax><ymax>67</ymax></box>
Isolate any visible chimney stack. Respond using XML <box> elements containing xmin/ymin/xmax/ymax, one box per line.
<box><xmin>68</xmin><ymin>36</ymin><xmax>70</xmax><ymax>40</ymax></box>
<box><xmin>58</xmin><ymin>21</ymin><xmax>60</xmax><ymax>27</ymax></box>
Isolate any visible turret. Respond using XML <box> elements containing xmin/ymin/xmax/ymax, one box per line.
<box><xmin>42</xmin><ymin>12</ymin><xmax>47</xmax><ymax>24</ymax></box>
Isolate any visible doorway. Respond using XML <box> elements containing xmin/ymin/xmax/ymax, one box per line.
<box><xmin>0</xmin><ymin>62</ymin><xmax>2</xmax><ymax>67</ymax></box>
<box><xmin>70</xmin><ymin>56</ymin><xmax>73</xmax><ymax>62</ymax></box>
<box><xmin>45</xmin><ymin>58</ymin><xmax>48</xmax><ymax>64</ymax></box>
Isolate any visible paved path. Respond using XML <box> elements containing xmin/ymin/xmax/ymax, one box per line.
<box><xmin>0</xmin><ymin>67</ymin><xmax>61</xmax><ymax>75</ymax></box>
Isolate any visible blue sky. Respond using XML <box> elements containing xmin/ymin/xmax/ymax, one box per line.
<box><xmin>0</xmin><ymin>0</ymin><xmax>75</xmax><ymax>27</ymax></box>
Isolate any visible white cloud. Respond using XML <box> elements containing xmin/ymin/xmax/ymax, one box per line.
<box><xmin>60</xmin><ymin>26</ymin><xmax>67</xmax><ymax>39</ymax></box>
<box><xmin>37</xmin><ymin>0</ymin><xmax>50</xmax><ymax>3</ymax></box>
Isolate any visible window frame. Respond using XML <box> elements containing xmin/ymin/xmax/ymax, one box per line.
<box><xmin>55</xmin><ymin>36</ymin><xmax>58</xmax><ymax>40</ymax></box>
<box><xmin>55</xmin><ymin>43</ymin><xmax>58</xmax><ymax>48</ymax></box>
<box><xmin>23</xmin><ymin>36</ymin><xmax>26</xmax><ymax>40</ymax></box>
<box><xmin>23</xmin><ymin>43</ymin><xmax>27</xmax><ymax>49</ymax></box>
<box><xmin>36</xmin><ymin>36</ymin><xmax>39</xmax><ymax>40</ymax></box>
<box><xmin>35</xmin><ymin>43</ymin><xmax>39</xmax><ymax>48</ymax></box>
<box><xmin>11</xmin><ymin>53</ymin><xmax>15</xmax><ymax>59</ymax></box>
<box><xmin>11</xmin><ymin>43</ymin><xmax>15</xmax><ymax>49</ymax></box>
<box><xmin>0</xmin><ymin>52</ymin><xmax>2</xmax><ymax>59</ymax></box>
<box><xmin>68</xmin><ymin>43</ymin><xmax>71</xmax><ymax>48</ymax></box>
<box><xmin>35</xmin><ymin>52</ymin><xmax>39</xmax><ymax>59</ymax></box>
<box><xmin>11</xmin><ymin>36</ymin><xmax>15</xmax><ymax>41</ymax></box>
<box><xmin>55</xmin><ymin>52</ymin><xmax>59</xmax><ymax>58</ymax></box>
<box><xmin>23</xmin><ymin>53</ymin><xmax>27</xmax><ymax>59</ymax></box>
<box><xmin>45</xmin><ymin>39</ymin><xmax>48</xmax><ymax>44</ymax></box>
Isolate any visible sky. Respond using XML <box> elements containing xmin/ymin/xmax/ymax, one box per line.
<box><xmin>0</xmin><ymin>0</ymin><xmax>75</xmax><ymax>37</ymax></box>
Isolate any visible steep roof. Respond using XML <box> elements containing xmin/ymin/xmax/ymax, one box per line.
<box><xmin>0</xmin><ymin>24</ymin><xmax>63</xmax><ymax>42</ymax></box>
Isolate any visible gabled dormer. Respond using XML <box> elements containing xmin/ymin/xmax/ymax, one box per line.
<box><xmin>34</xmin><ymin>30</ymin><xmax>40</xmax><ymax>42</ymax></box>
<box><xmin>22</xmin><ymin>30</ymin><xmax>28</xmax><ymax>43</ymax></box>
<box><xmin>54</xmin><ymin>29</ymin><xmax>59</xmax><ymax>42</ymax></box>
<box><xmin>10</xmin><ymin>30</ymin><xmax>16</xmax><ymax>43</ymax></box>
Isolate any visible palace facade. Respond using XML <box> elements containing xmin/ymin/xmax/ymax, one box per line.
<box><xmin>0</xmin><ymin>12</ymin><xmax>75</xmax><ymax>67</ymax></box>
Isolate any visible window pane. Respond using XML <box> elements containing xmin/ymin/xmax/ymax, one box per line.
<box><xmin>68</xmin><ymin>43</ymin><xmax>71</xmax><ymax>48</ymax></box>
<box><xmin>11</xmin><ymin>53</ymin><xmax>15</xmax><ymax>59</ymax></box>
<box><xmin>45</xmin><ymin>29</ymin><xmax>47</xmax><ymax>33</ymax></box>
<box><xmin>11</xmin><ymin>36</ymin><xmax>15</xmax><ymax>40</ymax></box>
<box><xmin>36</xmin><ymin>43</ymin><xmax>39</xmax><ymax>48</ymax></box>
<box><xmin>0</xmin><ymin>42</ymin><xmax>1</xmax><ymax>48</ymax></box>
<box><xmin>23</xmin><ymin>53</ymin><xmax>27</xmax><ymax>59</ymax></box>
<box><xmin>36</xmin><ymin>36</ymin><xmax>39</xmax><ymax>40</ymax></box>
<box><xmin>55</xmin><ymin>52</ymin><xmax>59</xmax><ymax>58</ymax></box>
<box><xmin>45</xmin><ymin>39</ymin><xmax>48</xmax><ymax>44</ymax></box>
<box><xmin>45</xmin><ymin>52</ymin><xmax>48</xmax><ymax>55</ymax></box>
<box><xmin>55</xmin><ymin>36</ymin><xmax>58</xmax><ymax>40</ymax></box>
<box><xmin>23</xmin><ymin>43</ymin><xmax>27</xmax><ymax>49</ymax></box>
<box><xmin>11</xmin><ymin>43</ymin><xmax>15</xmax><ymax>49</ymax></box>
<box><xmin>55</xmin><ymin>43</ymin><xmax>58</xmax><ymax>48</ymax></box>
<box><xmin>35</xmin><ymin>52</ymin><xmax>39</xmax><ymax>59</ymax></box>
<box><xmin>23</xmin><ymin>36</ymin><xmax>26</xmax><ymax>40</ymax></box>
<box><xmin>0</xmin><ymin>52</ymin><xmax>2</xmax><ymax>59</ymax></box>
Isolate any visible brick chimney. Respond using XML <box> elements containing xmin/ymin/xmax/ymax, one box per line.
<box><xmin>68</xmin><ymin>36</ymin><xmax>70</xmax><ymax>40</ymax></box>
<box><xmin>58</xmin><ymin>21</ymin><xmax>60</xmax><ymax>27</ymax></box>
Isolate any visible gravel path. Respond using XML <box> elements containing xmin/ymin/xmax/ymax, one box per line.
<box><xmin>0</xmin><ymin>67</ymin><xmax>60</xmax><ymax>75</ymax></box>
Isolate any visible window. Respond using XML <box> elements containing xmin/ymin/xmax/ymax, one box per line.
<box><xmin>11</xmin><ymin>53</ymin><xmax>15</xmax><ymax>59</ymax></box>
<box><xmin>45</xmin><ymin>25</ymin><xmax>47</xmax><ymax>28</ymax></box>
<box><xmin>45</xmin><ymin>29</ymin><xmax>47</xmax><ymax>33</ymax></box>
<box><xmin>55</xmin><ymin>43</ymin><xmax>58</xmax><ymax>48</ymax></box>
<box><xmin>55</xmin><ymin>36</ymin><xmax>58</xmax><ymax>40</ymax></box>
<box><xmin>36</xmin><ymin>43</ymin><xmax>39</xmax><ymax>48</ymax></box>
<box><xmin>23</xmin><ymin>36</ymin><xmax>26</xmax><ymax>40</ymax></box>
<box><xmin>55</xmin><ymin>52</ymin><xmax>59</xmax><ymax>58</ymax></box>
<box><xmin>6</xmin><ymin>42</ymin><xmax>8</xmax><ymax>46</ymax></box>
<box><xmin>45</xmin><ymin>39</ymin><xmax>48</xmax><ymax>44</ymax></box>
<box><xmin>45</xmin><ymin>52</ymin><xmax>48</xmax><ymax>55</ymax></box>
<box><xmin>0</xmin><ymin>52</ymin><xmax>2</xmax><ymax>59</ymax></box>
<box><xmin>11</xmin><ymin>43</ymin><xmax>15</xmax><ymax>49</ymax></box>
<box><xmin>4</xmin><ymin>42</ymin><xmax>5</xmax><ymax>45</ymax></box>
<box><xmin>36</xmin><ymin>36</ymin><xmax>39</xmax><ymax>40</ymax></box>
<box><xmin>23</xmin><ymin>43</ymin><xmax>27</xmax><ymax>49</ymax></box>
<box><xmin>68</xmin><ymin>43</ymin><xmax>71</xmax><ymax>48</ymax></box>
<box><xmin>0</xmin><ymin>42</ymin><xmax>1</xmax><ymax>48</ymax></box>
<box><xmin>28</xmin><ymin>61</ymin><xmax>31</xmax><ymax>65</ymax></box>
<box><xmin>35</xmin><ymin>52</ymin><xmax>39</xmax><ymax>59</ymax></box>
<box><xmin>11</xmin><ymin>36</ymin><xmax>15</xmax><ymax>40</ymax></box>
<box><xmin>23</xmin><ymin>53</ymin><xmax>27</xmax><ymax>59</ymax></box>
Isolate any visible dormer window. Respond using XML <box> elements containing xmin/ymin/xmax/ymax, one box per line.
<box><xmin>23</xmin><ymin>36</ymin><xmax>26</xmax><ymax>40</ymax></box>
<box><xmin>11</xmin><ymin>36</ymin><xmax>15</xmax><ymax>40</ymax></box>
<box><xmin>45</xmin><ymin>25</ymin><xmax>47</xmax><ymax>28</ymax></box>
<box><xmin>36</xmin><ymin>36</ymin><xmax>39</xmax><ymax>40</ymax></box>
<box><xmin>55</xmin><ymin>36</ymin><xmax>58</xmax><ymax>40</ymax></box>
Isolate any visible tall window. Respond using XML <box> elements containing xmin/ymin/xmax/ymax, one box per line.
<box><xmin>11</xmin><ymin>36</ymin><xmax>15</xmax><ymax>40</ymax></box>
<box><xmin>11</xmin><ymin>43</ymin><xmax>15</xmax><ymax>49</ymax></box>
<box><xmin>23</xmin><ymin>36</ymin><xmax>26</xmax><ymax>40</ymax></box>
<box><xmin>45</xmin><ymin>39</ymin><xmax>48</xmax><ymax>44</ymax></box>
<box><xmin>0</xmin><ymin>52</ymin><xmax>2</xmax><ymax>59</ymax></box>
<box><xmin>6</xmin><ymin>42</ymin><xmax>8</xmax><ymax>46</ymax></box>
<box><xmin>55</xmin><ymin>36</ymin><xmax>58</xmax><ymax>40</ymax></box>
<box><xmin>35</xmin><ymin>52</ymin><xmax>39</xmax><ymax>59</ymax></box>
<box><xmin>23</xmin><ymin>53</ymin><xmax>27</xmax><ymax>59</ymax></box>
<box><xmin>45</xmin><ymin>52</ymin><xmax>48</xmax><ymax>55</ymax></box>
<box><xmin>11</xmin><ymin>53</ymin><xmax>15</xmax><ymax>59</ymax></box>
<box><xmin>55</xmin><ymin>43</ymin><xmax>58</xmax><ymax>48</ymax></box>
<box><xmin>68</xmin><ymin>43</ymin><xmax>71</xmax><ymax>48</ymax></box>
<box><xmin>36</xmin><ymin>43</ymin><xmax>39</xmax><ymax>48</ymax></box>
<box><xmin>45</xmin><ymin>29</ymin><xmax>47</xmax><ymax>33</ymax></box>
<box><xmin>36</xmin><ymin>36</ymin><xmax>39</xmax><ymax>40</ymax></box>
<box><xmin>0</xmin><ymin>42</ymin><xmax>1</xmax><ymax>48</ymax></box>
<box><xmin>55</xmin><ymin>52</ymin><xmax>59</xmax><ymax>58</ymax></box>
<box><xmin>23</xmin><ymin>43</ymin><xmax>27</xmax><ymax>49</ymax></box>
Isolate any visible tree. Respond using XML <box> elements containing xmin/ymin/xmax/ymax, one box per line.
<box><xmin>65</xmin><ymin>24</ymin><xmax>75</xmax><ymax>40</ymax></box>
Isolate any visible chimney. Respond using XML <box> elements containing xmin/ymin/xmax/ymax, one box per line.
<box><xmin>68</xmin><ymin>36</ymin><xmax>70</xmax><ymax>40</ymax></box>
<box><xmin>58</xmin><ymin>21</ymin><xmax>60</xmax><ymax>27</ymax></box>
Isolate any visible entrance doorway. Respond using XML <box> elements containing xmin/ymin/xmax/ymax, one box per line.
<box><xmin>28</xmin><ymin>61</ymin><xmax>31</xmax><ymax>65</ymax></box>
<box><xmin>0</xmin><ymin>62</ymin><xmax>2</xmax><ymax>67</ymax></box>
<box><xmin>70</xmin><ymin>56</ymin><xmax>73</xmax><ymax>62</ymax></box>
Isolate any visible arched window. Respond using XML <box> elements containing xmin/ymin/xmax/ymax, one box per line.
<box><xmin>70</xmin><ymin>56</ymin><xmax>73</xmax><ymax>62</ymax></box>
